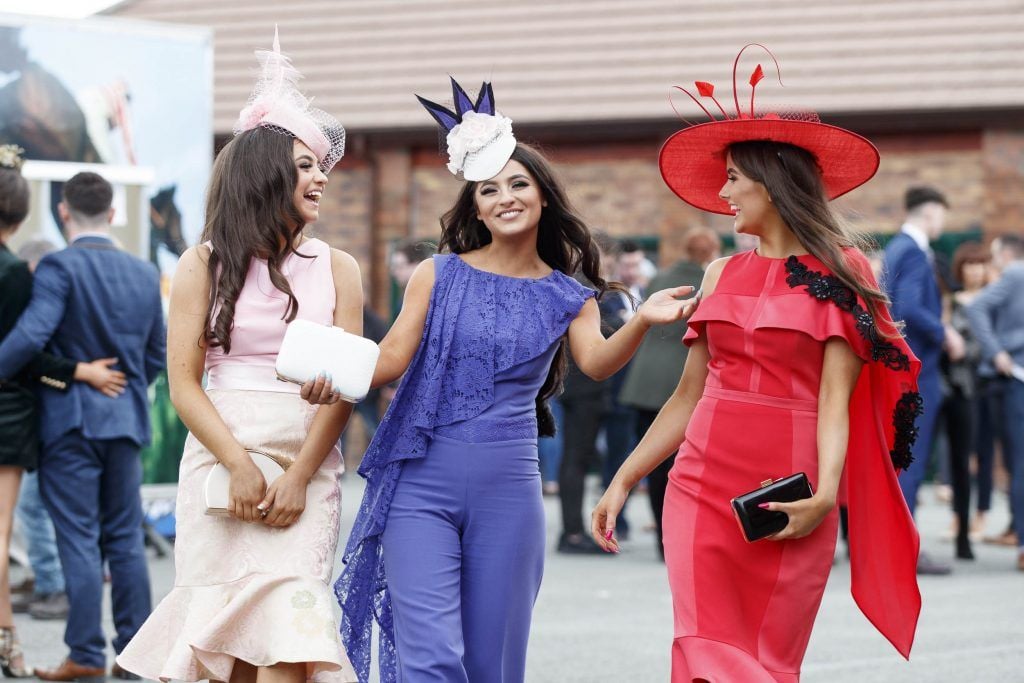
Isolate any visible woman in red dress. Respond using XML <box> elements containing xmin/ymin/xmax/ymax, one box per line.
<box><xmin>593</xmin><ymin>47</ymin><xmax>923</xmax><ymax>681</ymax></box>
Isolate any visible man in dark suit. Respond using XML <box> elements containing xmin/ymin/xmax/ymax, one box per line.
<box><xmin>0</xmin><ymin>172</ymin><xmax>165</xmax><ymax>680</ymax></box>
<box><xmin>883</xmin><ymin>186</ymin><xmax>964</xmax><ymax>575</ymax></box>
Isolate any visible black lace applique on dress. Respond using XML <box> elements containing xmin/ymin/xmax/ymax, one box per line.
<box><xmin>784</xmin><ymin>256</ymin><xmax>910</xmax><ymax>372</ymax></box>
<box><xmin>785</xmin><ymin>256</ymin><xmax>922</xmax><ymax>471</ymax></box>
<box><xmin>890</xmin><ymin>391</ymin><xmax>924</xmax><ymax>470</ymax></box>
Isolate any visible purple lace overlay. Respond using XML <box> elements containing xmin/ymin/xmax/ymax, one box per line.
<box><xmin>334</xmin><ymin>253</ymin><xmax>594</xmax><ymax>683</ymax></box>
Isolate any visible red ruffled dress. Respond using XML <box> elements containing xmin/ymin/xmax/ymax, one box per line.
<box><xmin>663</xmin><ymin>249</ymin><xmax>922</xmax><ymax>682</ymax></box>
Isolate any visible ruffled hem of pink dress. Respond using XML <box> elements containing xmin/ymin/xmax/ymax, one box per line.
<box><xmin>672</xmin><ymin>636</ymin><xmax>799</xmax><ymax>683</ymax></box>
<box><xmin>116</xmin><ymin>573</ymin><xmax>357</xmax><ymax>682</ymax></box>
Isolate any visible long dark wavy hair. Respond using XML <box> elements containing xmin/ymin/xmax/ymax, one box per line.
<box><xmin>202</xmin><ymin>128</ymin><xmax>307</xmax><ymax>353</ymax></box>
<box><xmin>728</xmin><ymin>140</ymin><xmax>896</xmax><ymax>335</ymax></box>
<box><xmin>440</xmin><ymin>143</ymin><xmax>618</xmax><ymax>436</ymax></box>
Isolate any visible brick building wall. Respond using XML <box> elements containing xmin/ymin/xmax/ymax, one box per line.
<box><xmin>310</xmin><ymin>127</ymin><xmax>1017</xmax><ymax>314</ymax></box>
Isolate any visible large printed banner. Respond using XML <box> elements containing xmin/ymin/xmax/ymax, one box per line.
<box><xmin>0</xmin><ymin>15</ymin><xmax>213</xmax><ymax>483</ymax></box>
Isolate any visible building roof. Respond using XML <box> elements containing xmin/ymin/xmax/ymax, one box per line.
<box><xmin>106</xmin><ymin>0</ymin><xmax>1024</xmax><ymax>134</ymax></box>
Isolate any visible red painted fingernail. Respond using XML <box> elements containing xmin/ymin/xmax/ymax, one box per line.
<box><xmin>758</xmin><ymin>503</ymin><xmax>771</xmax><ymax>509</ymax></box>
<box><xmin>605</xmin><ymin>530</ymin><xmax>613</xmax><ymax>540</ymax></box>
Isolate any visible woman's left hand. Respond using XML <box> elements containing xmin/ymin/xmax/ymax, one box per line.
<box><xmin>637</xmin><ymin>286</ymin><xmax>699</xmax><ymax>327</ymax></box>
<box><xmin>258</xmin><ymin>470</ymin><xmax>309</xmax><ymax>528</ymax></box>
<box><xmin>763</xmin><ymin>495</ymin><xmax>835</xmax><ymax>541</ymax></box>
<box><xmin>300</xmin><ymin>371</ymin><xmax>340</xmax><ymax>405</ymax></box>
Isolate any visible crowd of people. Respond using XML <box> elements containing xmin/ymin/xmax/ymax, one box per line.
<box><xmin>0</xmin><ymin>34</ymin><xmax>1021</xmax><ymax>683</ymax></box>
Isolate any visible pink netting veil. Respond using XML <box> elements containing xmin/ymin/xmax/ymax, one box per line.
<box><xmin>234</xmin><ymin>28</ymin><xmax>345</xmax><ymax>172</ymax></box>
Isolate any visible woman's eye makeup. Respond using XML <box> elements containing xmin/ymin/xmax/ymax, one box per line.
<box><xmin>479</xmin><ymin>181</ymin><xmax>528</xmax><ymax>195</ymax></box>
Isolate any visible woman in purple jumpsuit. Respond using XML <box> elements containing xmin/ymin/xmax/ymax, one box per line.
<box><xmin>332</xmin><ymin>80</ymin><xmax>697</xmax><ymax>683</ymax></box>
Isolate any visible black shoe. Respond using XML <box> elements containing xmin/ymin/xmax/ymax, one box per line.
<box><xmin>917</xmin><ymin>552</ymin><xmax>953</xmax><ymax>575</ymax></box>
<box><xmin>955</xmin><ymin>535</ymin><xmax>975</xmax><ymax>561</ymax></box>
<box><xmin>28</xmin><ymin>592</ymin><xmax>69</xmax><ymax>621</ymax></box>
<box><xmin>556</xmin><ymin>533</ymin><xmax>609</xmax><ymax>555</ymax></box>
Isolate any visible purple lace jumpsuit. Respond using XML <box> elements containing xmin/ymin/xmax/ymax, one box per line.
<box><xmin>337</xmin><ymin>253</ymin><xmax>594</xmax><ymax>683</ymax></box>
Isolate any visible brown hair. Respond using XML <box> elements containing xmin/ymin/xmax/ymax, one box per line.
<box><xmin>439</xmin><ymin>143</ymin><xmax>619</xmax><ymax>436</ymax></box>
<box><xmin>0</xmin><ymin>167</ymin><xmax>29</xmax><ymax>230</ymax></box>
<box><xmin>63</xmin><ymin>172</ymin><xmax>113</xmax><ymax>219</ymax></box>
<box><xmin>393</xmin><ymin>238</ymin><xmax>436</xmax><ymax>265</ymax></box>
<box><xmin>951</xmin><ymin>241</ymin><xmax>990</xmax><ymax>286</ymax></box>
<box><xmin>201</xmin><ymin>128</ymin><xmax>307</xmax><ymax>353</ymax></box>
<box><xmin>727</xmin><ymin>140</ymin><xmax>894</xmax><ymax>334</ymax></box>
<box><xmin>682</xmin><ymin>226</ymin><xmax>721</xmax><ymax>265</ymax></box>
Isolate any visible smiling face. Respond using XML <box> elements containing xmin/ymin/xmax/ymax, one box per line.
<box><xmin>718</xmin><ymin>151</ymin><xmax>776</xmax><ymax>235</ymax></box>
<box><xmin>292</xmin><ymin>140</ymin><xmax>328</xmax><ymax>225</ymax></box>
<box><xmin>473</xmin><ymin>160</ymin><xmax>545</xmax><ymax>240</ymax></box>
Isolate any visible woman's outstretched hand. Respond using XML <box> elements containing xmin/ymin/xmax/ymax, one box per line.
<box><xmin>591</xmin><ymin>482</ymin><xmax>629</xmax><ymax>554</ymax></box>
<box><xmin>763</xmin><ymin>495</ymin><xmax>835</xmax><ymax>541</ymax></box>
<box><xmin>300</xmin><ymin>371</ymin><xmax>340</xmax><ymax>405</ymax></box>
<box><xmin>637</xmin><ymin>286</ymin><xmax>700</xmax><ymax>327</ymax></box>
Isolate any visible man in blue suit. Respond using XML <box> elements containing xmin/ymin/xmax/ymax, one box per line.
<box><xmin>0</xmin><ymin>172</ymin><xmax>165</xmax><ymax>680</ymax></box>
<box><xmin>883</xmin><ymin>186</ymin><xmax>964</xmax><ymax>576</ymax></box>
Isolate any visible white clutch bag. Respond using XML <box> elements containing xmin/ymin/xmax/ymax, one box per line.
<box><xmin>204</xmin><ymin>450</ymin><xmax>287</xmax><ymax>515</ymax></box>
<box><xmin>275</xmin><ymin>319</ymin><xmax>381</xmax><ymax>403</ymax></box>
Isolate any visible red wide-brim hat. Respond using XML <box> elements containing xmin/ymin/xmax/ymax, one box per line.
<box><xmin>658</xmin><ymin>46</ymin><xmax>880</xmax><ymax>215</ymax></box>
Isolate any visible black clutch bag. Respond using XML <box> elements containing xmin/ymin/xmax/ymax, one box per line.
<box><xmin>730</xmin><ymin>473</ymin><xmax>814</xmax><ymax>543</ymax></box>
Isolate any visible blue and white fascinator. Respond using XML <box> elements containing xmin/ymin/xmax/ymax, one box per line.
<box><xmin>416</xmin><ymin>78</ymin><xmax>516</xmax><ymax>181</ymax></box>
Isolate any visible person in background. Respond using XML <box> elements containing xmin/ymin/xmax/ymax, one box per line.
<box><xmin>0</xmin><ymin>147</ymin><xmax>134</xmax><ymax>677</ymax></box>
<box><xmin>0</xmin><ymin>169</ymin><xmax>164</xmax><ymax>681</ymax></box>
<box><xmin>940</xmin><ymin>240</ymin><xmax>990</xmax><ymax>560</ymax></box>
<box><xmin>598</xmin><ymin>239</ymin><xmax>646</xmax><ymax>540</ymax></box>
<box><xmin>383</xmin><ymin>240</ymin><xmax>437</xmax><ymax>406</ymax></box>
<box><xmin>557</xmin><ymin>232</ymin><xmax>620</xmax><ymax>554</ymax></box>
<box><xmin>11</xmin><ymin>240</ymin><xmax>69</xmax><ymax>622</ymax></box>
<box><xmin>537</xmin><ymin>385</ymin><xmax>564</xmax><ymax>496</ymax></box>
<box><xmin>966</xmin><ymin>233</ymin><xmax>1024</xmax><ymax>571</ymax></box>
<box><xmin>619</xmin><ymin>226</ymin><xmax>721</xmax><ymax>558</ymax></box>
<box><xmin>389</xmin><ymin>239</ymin><xmax>436</xmax><ymax>295</ymax></box>
<box><xmin>883</xmin><ymin>185</ymin><xmax>964</xmax><ymax>576</ymax></box>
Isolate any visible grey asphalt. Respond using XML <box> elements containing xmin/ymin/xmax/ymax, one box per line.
<box><xmin>13</xmin><ymin>480</ymin><xmax>1024</xmax><ymax>682</ymax></box>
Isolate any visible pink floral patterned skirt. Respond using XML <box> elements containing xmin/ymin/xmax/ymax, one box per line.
<box><xmin>116</xmin><ymin>389</ymin><xmax>357</xmax><ymax>682</ymax></box>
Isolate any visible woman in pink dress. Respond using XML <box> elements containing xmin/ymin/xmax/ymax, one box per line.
<box><xmin>117</xmin><ymin>32</ymin><xmax>358</xmax><ymax>683</ymax></box>
<box><xmin>593</xmin><ymin>47</ymin><xmax>922</xmax><ymax>681</ymax></box>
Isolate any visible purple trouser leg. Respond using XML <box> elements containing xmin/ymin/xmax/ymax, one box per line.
<box><xmin>382</xmin><ymin>435</ymin><xmax>546</xmax><ymax>683</ymax></box>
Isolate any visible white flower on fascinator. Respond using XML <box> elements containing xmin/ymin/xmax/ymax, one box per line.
<box><xmin>417</xmin><ymin>79</ymin><xmax>517</xmax><ymax>181</ymax></box>
<box><xmin>445</xmin><ymin>111</ymin><xmax>513</xmax><ymax>176</ymax></box>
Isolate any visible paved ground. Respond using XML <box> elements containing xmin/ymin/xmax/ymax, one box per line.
<box><xmin>13</xmin><ymin>480</ymin><xmax>1024</xmax><ymax>682</ymax></box>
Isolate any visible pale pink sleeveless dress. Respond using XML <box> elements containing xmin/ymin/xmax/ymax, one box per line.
<box><xmin>118</xmin><ymin>238</ymin><xmax>357</xmax><ymax>682</ymax></box>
